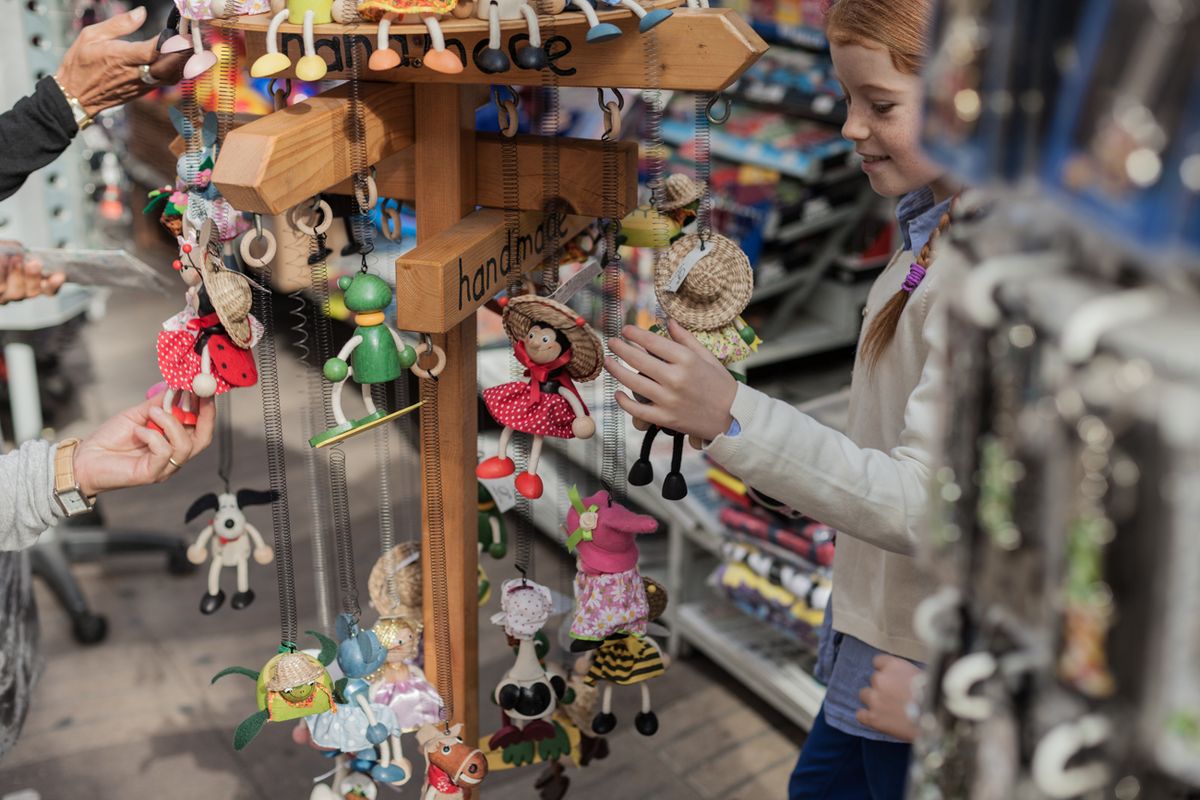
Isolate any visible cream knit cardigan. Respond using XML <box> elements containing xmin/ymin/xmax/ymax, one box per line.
<box><xmin>707</xmin><ymin>243</ymin><xmax>966</xmax><ymax>662</ymax></box>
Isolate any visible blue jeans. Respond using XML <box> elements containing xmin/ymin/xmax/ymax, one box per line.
<box><xmin>788</xmin><ymin>706</ymin><xmax>911</xmax><ymax>800</ymax></box>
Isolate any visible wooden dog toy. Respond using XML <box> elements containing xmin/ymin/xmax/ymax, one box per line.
<box><xmin>185</xmin><ymin>488</ymin><xmax>277</xmax><ymax>614</ymax></box>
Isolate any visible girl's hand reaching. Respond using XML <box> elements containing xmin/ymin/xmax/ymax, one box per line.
<box><xmin>605</xmin><ymin>318</ymin><xmax>738</xmax><ymax>442</ymax></box>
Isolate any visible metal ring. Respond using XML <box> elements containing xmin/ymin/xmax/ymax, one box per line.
<box><xmin>139</xmin><ymin>64</ymin><xmax>161</xmax><ymax>86</ymax></box>
<box><xmin>706</xmin><ymin>94</ymin><xmax>732</xmax><ymax>124</ymax></box>
<box><xmin>168</xmin><ymin>457</ymin><xmax>183</xmax><ymax>469</ymax></box>
<box><xmin>239</xmin><ymin>228</ymin><xmax>277</xmax><ymax>268</ymax></box>
<box><xmin>602</xmin><ymin>101</ymin><xmax>621</xmax><ymax>141</ymax></box>
<box><xmin>411</xmin><ymin>341</ymin><xmax>447</xmax><ymax>379</ymax></box>
<box><xmin>291</xmin><ymin>199</ymin><xmax>333</xmax><ymax>236</ymax></box>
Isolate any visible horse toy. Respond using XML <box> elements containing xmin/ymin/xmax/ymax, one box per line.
<box><xmin>581</xmin><ymin>578</ymin><xmax>670</xmax><ymax>736</ymax></box>
<box><xmin>416</xmin><ymin>723</ymin><xmax>488</xmax><ymax>799</ymax></box>
<box><xmin>490</xmin><ymin>579</ymin><xmax>567</xmax><ymax>746</ymax></box>
<box><xmin>629</xmin><ymin>232</ymin><xmax>757</xmax><ymax>500</ymax></box>
<box><xmin>476</xmin><ymin>294</ymin><xmax>602</xmax><ymax>499</ymax></box>
<box><xmin>310</xmin><ymin>272</ymin><xmax>433</xmax><ymax>448</ymax></box>
<box><xmin>564</xmin><ymin>487</ymin><xmax>658</xmax><ymax>652</ymax></box>
<box><xmin>185</xmin><ymin>487</ymin><xmax>277</xmax><ymax>614</ymax></box>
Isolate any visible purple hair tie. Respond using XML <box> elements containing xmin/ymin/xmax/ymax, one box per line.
<box><xmin>901</xmin><ymin>263</ymin><xmax>927</xmax><ymax>293</ymax></box>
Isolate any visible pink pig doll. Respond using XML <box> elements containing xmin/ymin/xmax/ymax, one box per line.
<box><xmin>564</xmin><ymin>488</ymin><xmax>659</xmax><ymax>653</ymax></box>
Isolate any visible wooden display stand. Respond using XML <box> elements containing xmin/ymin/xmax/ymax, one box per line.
<box><xmin>211</xmin><ymin>3</ymin><xmax>765</xmax><ymax>768</ymax></box>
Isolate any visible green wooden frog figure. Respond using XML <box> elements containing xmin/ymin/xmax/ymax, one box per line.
<box><xmin>309</xmin><ymin>273</ymin><xmax>435</xmax><ymax>449</ymax></box>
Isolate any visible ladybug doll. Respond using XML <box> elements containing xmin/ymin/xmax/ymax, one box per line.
<box><xmin>154</xmin><ymin>220</ymin><xmax>261</xmax><ymax>429</ymax></box>
<box><xmin>477</xmin><ymin>295</ymin><xmax>602</xmax><ymax>499</ymax></box>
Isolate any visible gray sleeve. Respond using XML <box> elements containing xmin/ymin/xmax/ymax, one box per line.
<box><xmin>0</xmin><ymin>440</ymin><xmax>64</xmax><ymax>551</ymax></box>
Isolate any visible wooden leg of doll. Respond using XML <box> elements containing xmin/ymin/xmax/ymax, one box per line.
<box><xmin>330</xmin><ymin>374</ymin><xmax>352</xmax><ymax>427</ymax></box>
<box><xmin>183</xmin><ymin>19</ymin><xmax>218</xmax><ymax>80</ymax></box>
<box><xmin>476</xmin><ymin>2</ymin><xmax>511</xmax><ymax>73</ymax></box>
<box><xmin>360</xmin><ymin>381</ymin><xmax>386</xmax><ymax>423</ymax></box>
<box><xmin>628</xmin><ymin>425</ymin><xmax>659</xmax><ymax>486</ymax></box>
<box><xmin>296</xmin><ymin>10</ymin><xmax>329</xmax><ymax>81</ymax></box>
<box><xmin>634</xmin><ymin>683</ymin><xmax>659</xmax><ymax>735</ymax></box>
<box><xmin>387</xmin><ymin>734</ymin><xmax>413</xmax><ymax>784</ymax></box>
<box><xmin>200</xmin><ymin>558</ymin><xmax>225</xmax><ymax>615</ymax></box>
<box><xmin>661</xmin><ymin>431</ymin><xmax>688</xmax><ymax>501</ymax></box>
<box><xmin>231</xmin><ymin>555</ymin><xmax>255</xmax><ymax>610</ymax></box>
<box><xmin>514</xmin><ymin>3</ymin><xmax>548</xmax><ymax>68</ymax></box>
<box><xmin>193</xmin><ymin>345</ymin><xmax>217</xmax><ymax>401</ymax></box>
<box><xmin>592</xmin><ymin>685</ymin><xmax>617</xmax><ymax>734</ymax></box>
<box><xmin>616</xmin><ymin>0</ymin><xmax>672</xmax><ymax>31</ymax></box>
<box><xmin>477</xmin><ymin>426</ymin><xmax>517</xmax><ymax>479</ymax></box>
<box><xmin>370</xmin><ymin>14</ymin><xmax>401</xmax><ymax>70</ymax></box>
<box><xmin>421</xmin><ymin>16</ymin><xmax>464</xmax><ymax>74</ymax></box>
<box><xmin>571</xmin><ymin>0</ymin><xmax>621</xmax><ymax>42</ymax></box>
<box><xmin>515</xmin><ymin>435</ymin><xmax>545</xmax><ymax>499</ymax></box>
<box><xmin>250</xmin><ymin>10</ymin><xmax>291</xmax><ymax>77</ymax></box>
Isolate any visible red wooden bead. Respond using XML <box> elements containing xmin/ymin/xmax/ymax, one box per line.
<box><xmin>182</xmin><ymin>244</ymin><xmax>192</xmax><ymax>254</ymax></box>
<box><xmin>172</xmin><ymin>260</ymin><xmax>183</xmax><ymax>271</ymax></box>
<box><xmin>498</xmin><ymin>296</ymin><xmax>510</xmax><ymax>308</ymax></box>
<box><xmin>574</xmin><ymin>316</ymin><xmax>585</xmax><ymax>327</ymax></box>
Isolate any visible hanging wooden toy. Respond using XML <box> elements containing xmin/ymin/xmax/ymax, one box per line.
<box><xmin>628</xmin><ymin>232</ymin><xmax>756</xmax><ymax>500</ymax></box>
<box><xmin>567</xmin><ymin>0</ymin><xmax>671</xmax><ymax>43</ymax></box>
<box><xmin>157</xmin><ymin>109</ymin><xmax>249</xmax><ymax>244</ymax></box>
<box><xmin>657</xmin><ymin>173</ymin><xmax>704</xmax><ymax>231</ymax></box>
<box><xmin>477</xmin><ymin>482</ymin><xmax>508</xmax><ymax>606</ymax></box>
<box><xmin>490</xmin><ymin>579</ymin><xmax>568</xmax><ymax>745</ymax></box>
<box><xmin>161</xmin><ymin>0</ymin><xmax>273</xmax><ymax>78</ymax></box>
<box><xmin>581</xmin><ymin>578</ymin><xmax>670</xmax><ymax>736</ymax></box>
<box><xmin>415</xmin><ymin>723</ymin><xmax>488</xmax><ymax>799</ymax></box>
<box><xmin>368</xmin><ymin>616</ymin><xmax>445</xmax><ymax>738</ymax></box>
<box><xmin>154</xmin><ymin>220</ymin><xmax>262</xmax><ymax>430</ymax></box>
<box><xmin>184</xmin><ymin>488</ymin><xmax>277</xmax><ymax>614</ymax></box>
<box><xmin>357</xmin><ymin>0</ymin><xmax>465</xmax><ymax>74</ymax></box>
<box><xmin>477</xmin><ymin>295</ymin><xmax>602</xmax><ymax>499</ymax></box>
<box><xmin>301</xmin><ymin>615</ymin><xmax>414</xmax><ymax>786</ymax></box>
<box><xmin>211</xmin><ymin>632</ymin><xmax>339</xmax><ymax>750</ymax></box>
<box><xmin>253</xmin><ymin>0</ymin><xmax>336</xmax><ymax>81</ymax></box>
<box><xmin>563</xmin><ymin>487</ymin><xmax>658</xmax><ymax>652</ymax></box>
<box><xmin>309</xmin><ymin>272</ymin><xmax>432</xmax><ymax>448</ymax></box>
<box><xmin>470</xmin><ymin>0</ymin><xmax>555</xmax><ymax>73</ymax></box>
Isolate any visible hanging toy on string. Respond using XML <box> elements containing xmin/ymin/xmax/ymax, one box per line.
<box><xmin>469</xmin><ymin>0</ymin><xmax>552</xmax><ymax>73</ymax></box>
<box><xmin>367</xmin><ymin>617</ymin><xmax>445</xmax><ymax>740</ymax></box>
<box><xmin>581</xmin><ymin>578</ymin><xmax>670</xmax><ymax>736</ymax></box>
<box><xmin>184</xmin><ymin>488</ymin><xmax>277</xmax><ymax>614</ymax></box>
<box><xmin>155</xmin><ymin>108</ymin><xmax>249</xmax><ymax>244</ymax></box>
<box><xmin>416</xmin><ymin>723</ymin><xmax>488</xmax><ymax>800</ymax></box>
<box><xmin>563</xmin><ymin>487</ymin><xmax>658</xmax><ymax>652</ymax></box>
<box><xmin>309</xmin><ymin>271</ymin><xmax>433</xmax><ymax>448</ymax></box>
<box><xmin>357</xmin><ymin>0</ymin><xmax>465</xmax><ymax>74</ymax></box>
<box><xmin>477</xmin><ymin>295</ymin><xmax>602</xmax><ymax>499</ymax></box>
<box><xmin>628</xmin><ymin>232</ymin><xmax>757</xmax><ymax>500</ymax></box>
<box><xmin>211</xmin><ymin>632</ymin><xmax>339</xmax><ymax>749</ymax></box>
<box><xmin>368</xmin><ymin>543</ymin><xmax>423</xmax><ymax>620</ymax></box>
<box><xmin>477</xmin><ymin>482</ymin><xmax>508</xmax><ymax>606</ymax></box>
<box><xmin>657</xmin><ymin>173</ymin><xmax>705</xmax><ymax>231</ymax></box>
<box><xmin>301</xmin><ymin>614</ymin><xmax>414</xmax><ymax>787</ymax></box>
<box><xmin>253</xmin><ymin>0</ymin><xmax>336</xmax><ymax>81</ymax></box>
<box><xmin>161</xmin><ymin>0</ymin><xmax>273</xmax><ymax>78</ymax></box>
<box><xmin>154</xmin><ymin>220</ymin><xmax>263</xmax><ymax>430</ymax></box>
<box><xmin>490</xmin><ymin>579</ymin><xmax>568</xmax><ymax>746</ymax></box>
<box><xmin>565</xmin><ymin>0</ymin><xmax>671</xmax><ymax>44</ymax></box>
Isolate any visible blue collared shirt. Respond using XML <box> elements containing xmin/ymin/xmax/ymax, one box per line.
<box><xmin>811</xmin><ymin>187</ymin><xmax>948</xmax><ymax>742</ymax></box>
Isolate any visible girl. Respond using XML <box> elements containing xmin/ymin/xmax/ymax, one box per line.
<box><xmin>606</xmin><ymin>0</ymin><xmax>959</xmax><ymax>796</ymax></box>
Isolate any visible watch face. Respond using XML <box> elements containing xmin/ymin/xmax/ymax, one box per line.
<box><xmin>55</xmin><ymin>488</ymin><xmax>91</xmax><ymax>517</ymax></box>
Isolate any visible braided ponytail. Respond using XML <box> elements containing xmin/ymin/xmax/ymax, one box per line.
<box><xmin>860</xmin><ymin>198</ymin><xmax>956</xmax><ymax>371</ymax></box>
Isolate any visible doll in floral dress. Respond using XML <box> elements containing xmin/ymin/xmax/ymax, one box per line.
<box><xmin>477</xmin><ymin>295</ymin><xmax>603</xmax><ymax>499</ymax></box>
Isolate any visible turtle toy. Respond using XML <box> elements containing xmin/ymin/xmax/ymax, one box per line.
<box><xmin>309</xmin><ymin>272</ymin><xmax>436</xmax><ymax>448</ymax></box>
<box><xmin>211</xmin><ymin>630</ymin><xmax>339</xmax><ymax>750</ymax></box>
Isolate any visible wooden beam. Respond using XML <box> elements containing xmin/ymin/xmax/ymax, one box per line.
<box><xmin>215</xmin><ymin>7</ymin><xmax>766</xmax><ymax>91</ymax></box>
<box><xmin>332</xmin><ymin>133</ymin><xmax>637</xmax><ymax>218</ymax></box>
<box><xmin>413</xmin><ymin>84</ymin><xmax>480</xmax><ymax>761</ymax></box>
<box><xmin>395</xmin><ymin>208</ymin><xmax>591</xmax><ymax>333</ymax></box>
<box><xmin>210</xmin><ymin>82</ymin><xmax>414</xmax><ymax>215</ymax></box>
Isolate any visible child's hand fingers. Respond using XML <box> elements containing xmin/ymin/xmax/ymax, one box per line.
<box><xmin>604</xmin><ymin>356</ymin><xmax>664</xmax><ymax>404</ymax></box>
<box><xmin>614</xmin><ymin>390</ymin><xmax>672</xmax><ymax>429</ymax></box>
<box><xmin>620</xmin><ymin>324</ymin><xmax>690</xmax><ymax>364</ymax></box>
<box><xmin>608</xmin><ymin>336</ymin><xmax>671</xmax><ymax>383</ymax></box>
<box><xmin>191</xmin><ymin>397</ymin><xmax>216</xmax><ymax>450</ymax></box>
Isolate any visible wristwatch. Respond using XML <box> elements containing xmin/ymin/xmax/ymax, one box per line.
<box><xmin>53</xmin><ymin>438</ymin><xmax>95</xmax><ymax>517</ymax></box>
<box><xmin>51</xmin><ymin>75</ymin><xmax>93</xmax><ymax>131</ymax></box>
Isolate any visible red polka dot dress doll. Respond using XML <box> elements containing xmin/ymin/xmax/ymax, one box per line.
<box><xmin>155</xmin><ymin>220</ymin><xmax>262</xmax><ymax>427</ymax></box>
<box><xmin>477</xmin><ymin>295</ymin><xmax>602</xmax><ymax>499</ymax></box>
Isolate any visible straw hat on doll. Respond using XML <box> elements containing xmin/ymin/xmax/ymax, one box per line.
<box><xmin>658</xmin><ymin>174</ymin><xmax>704</xmax><ymax>212</ymax></box>
<box><xmin>266</xmin><ymin>652</ymin><xmax>325</xmax><ymax>691</ymax></box>
<box><xmin>368</xmin><ymin>542</ymin><xmax>423</xmax><ymax>619</ymax></box>
<box><xmin>191</xmin><ymin>219</ymin><xmax>254</xmax><ymax>347</ymax></box>
<box><xmin>501</xmin><ymin>294</ymin><xmax>603</xmax><ymax>382</ymax></box>
<box><xmin>654</xmin><ymin>232</ymin><xmax>753</xmax><ymax>331</ymax></box>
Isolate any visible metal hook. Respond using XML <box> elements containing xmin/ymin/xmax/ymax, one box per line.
<box><xmin>596</xmin><ymin>87</ymin><xmax>625</xmax><ymax>111</ymax></box>
<box><xmin>598</xmin><ymin>89</ymin><xmax>624</xmax><ymax>142</ymax></box>
<box><xmin>254</xmin><ymin>213</ymin><xmax>263</xmax><ymax>240</ymax></box>
<box><xmin>706</xmin><ymin>94</ymin><xmax>732</xmax><ymax>125</ymax></box>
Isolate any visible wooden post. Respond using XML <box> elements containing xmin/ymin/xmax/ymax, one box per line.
<box><xmin>413</xmin><ymin>84</ymin><xmax>479</xmax><ymax>748</ymax></box>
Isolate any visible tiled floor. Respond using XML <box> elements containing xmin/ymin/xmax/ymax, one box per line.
<box><xmin>1</xmin><ymin>282</ymin><xmax>805</xmax><ymax>799</ymax></box>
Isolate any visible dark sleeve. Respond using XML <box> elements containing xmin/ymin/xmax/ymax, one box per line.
<box><xmin>0</xmin><ymin>77</ymin><xmax>79</xmax><ymax>202</ymax></box>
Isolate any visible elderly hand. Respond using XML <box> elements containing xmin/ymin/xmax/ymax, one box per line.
<box><xmin>0</xmin><ymin>241</ymin><xmax>65</xmax><ymax>304</ymax></box>
<box><xmin>856</xmin><ymin>655</ymin><xmax>923</xmax><ymax>742</ymax></box>
<box><xmin>73</xmin><ymin>390</ymin><xmax>215</xmax><ymax>497</ymax></box>
<box><xmin>605</xmin><ymin>318</ymin><xmax>738</xmax><ymax>442</ymax></box>
<box><xmin>55</xmin><ymin>8</ymin><xmax>188</xmax><ymax>118</ymax></box>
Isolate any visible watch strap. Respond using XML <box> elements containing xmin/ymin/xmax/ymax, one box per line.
<box><xmin>54</xmin><ymin>437</ymin><xmax>82</xmax><ymax>495</ymax></box>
